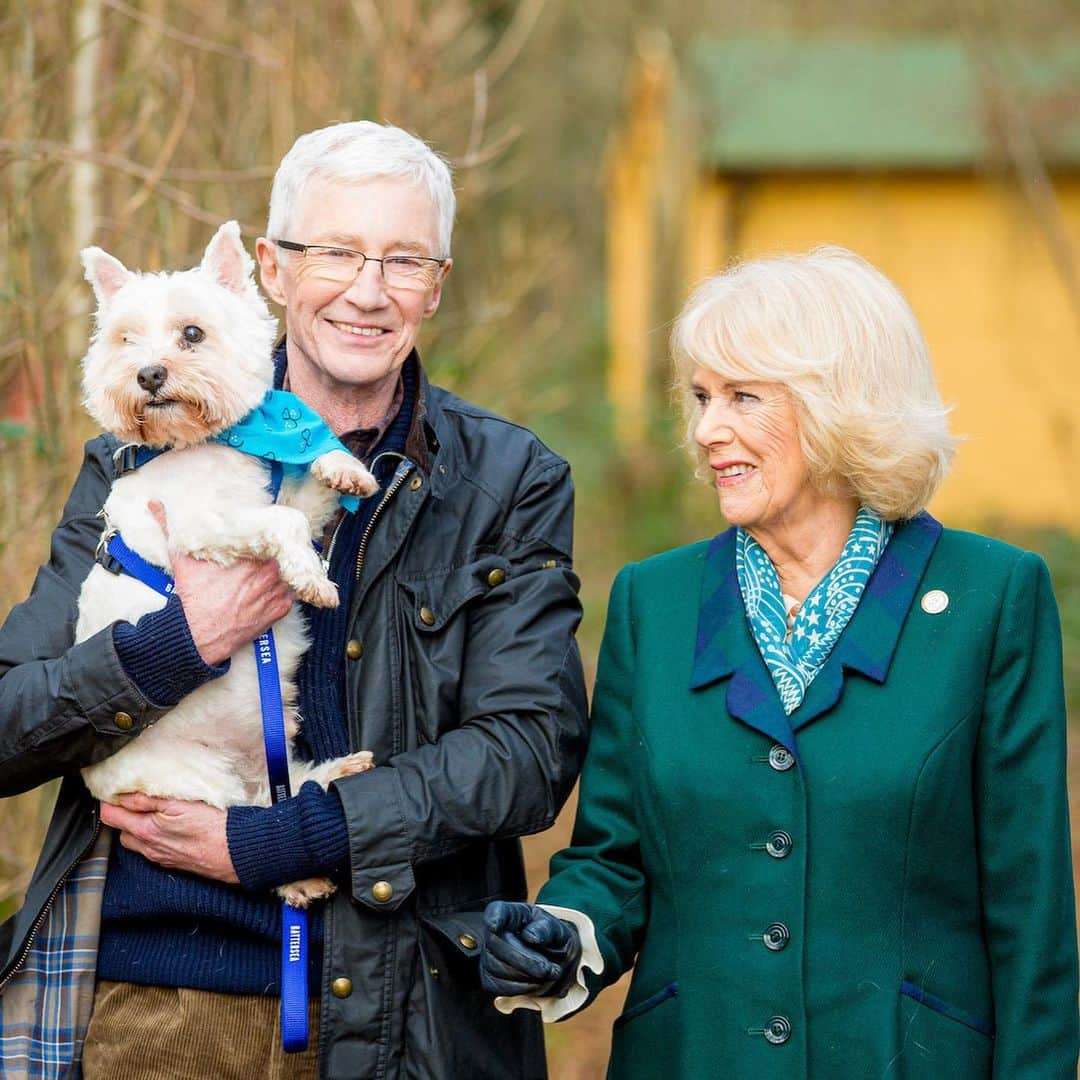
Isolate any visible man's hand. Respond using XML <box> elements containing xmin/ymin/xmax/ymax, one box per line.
<box><xmin>148</xmin><ymin>500</ymin><xmax>295</xmax><ymax>666</ymax></box>
<box><xmin>99</xmin><ymin>792</ymin><xmax>239</xmax><ymax>884</ymax></box>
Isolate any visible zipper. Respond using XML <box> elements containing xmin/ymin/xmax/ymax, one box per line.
<box><xmin>355</xmin><ymin>460</ymin><xmax>414</xmax><ymax>583</ymax></box>
<box><xmin>0</xmin><ymin>814</ymin><xmax>102</xmax><ymax>991</ymax></box>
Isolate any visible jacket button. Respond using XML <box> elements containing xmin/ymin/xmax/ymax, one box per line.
<box><xmin>409</xmin><ymin>475</ymin><xmax>423</xmax><ymax>491</ymax></box>
<box><xmin>372</xmin><ymin>880</ymin><xmax>393</xmax><ymax>902</ymax></box>
<box><xmin>331</xmin><ymin>977</ymin><xmax>353</xmax><ymax>998</ymax></box>
<box><xmin>345</xmin><ymin>639</ymin><xmax>363</xmax><ymax>660</ymax></box>
<box><xmin>768</xmin><ymin>745</ymin><xmax>794</xmax><ymax>771</ymax></box>
<box><xmin>486</xmin><ymin>568</ymin><xmax>506</xmax><ymax>587</ymax></box>
<box><xmin>765</xmin><ymin>830</ymin><xmax>793</xmax><ymax>859</ymax></box>
<box><xmin>763</xmin><ymin>923</ymin><xmax>790</xmax><ymax>951</ymax></box>
<box><xmin>419</xmin><ymin>607</ymin><xmax>435</xmax><ymax>626</ymax></box>
<box><xmin>458</xmin><ymin>933</ymin><xmax>478</xmax><ymax>950</ymax></box>
<box><xmin>114</xmin><ymin>711</ymin><xmax>134</xmax><ymax>730</ymax></box>
<box><xmin>764</xmin><ymin>1015</ymin><xmax>792</xmax><ymax>1045</ymax></box>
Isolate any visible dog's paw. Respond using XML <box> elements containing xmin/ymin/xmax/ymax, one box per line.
<box><xmin>311</xmin><ymin>450</ymin><xmax>379</xmax><ymax>497</ymax></box>
<box><xmin>334</xmin><ymin>750</ymin><xmax>375</xmax><ymax>779</ymax></box>
<box><xmin>294</xmin><ymin>574</ymin><xmax>339</xmax><ymax>609</ymax></box>
<box><xmin>278</xmin><ymin>877</ymin><xmax>337</xmax><ymax>909</ymax></box>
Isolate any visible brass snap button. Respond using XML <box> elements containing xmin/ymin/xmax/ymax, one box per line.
<box><xmin>331</xmin><ymin>977</ymin><xmax>353</xmax><ymax>998</ymax></box>
<box><xmin>372</xmin><ymin>880</ymin><xmax>393</xmax><ymax>902</ymax></box>
<box><xmin>457</xmin><ymin>933</ymin><xmax>478</xmax><ymax>950</ymax></box>
<box><xmin>486</xmin><ymin>568</ymin><xmax>506</xmax><ymax>587</ymax></box>
<box><xmin>345</xmin><ymin>639</ymin><xmax>363</xmax><ymax>660</ymax></box>
<box><xmin>419</xmin><ymin>607</ymin><xmax>435</xmax><ymax>627</ymax></box>
<box><xmin>541</xmin><ymin>559</ymin><xmax>557</xmax><ymax>569</ymax></box>
<box><xmin>409</xmin><ymin>475</ymin><xmax>423</xmax><ymax>491</ymax></box>
<box><xmin>114</xmin><ymin>711</ymin><xmax>134</xmax><ymax>730</ymax></box>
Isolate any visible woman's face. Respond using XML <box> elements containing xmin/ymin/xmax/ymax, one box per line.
<box><xmin>690</xmin><ymin>364</ymin><xmax>815</xmax><ymax>532</ymax></box>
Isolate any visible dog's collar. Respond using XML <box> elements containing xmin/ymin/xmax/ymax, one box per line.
<box><xmin>112</xmin><ymin>442</ymin><xmax>169</xmax><ymax>478</ymax></box>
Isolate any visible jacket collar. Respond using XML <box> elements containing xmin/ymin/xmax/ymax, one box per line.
<box><xmin>689</xmin><ymin>511</ymin><xmax>943</xmax><ymax>754</ymax></box>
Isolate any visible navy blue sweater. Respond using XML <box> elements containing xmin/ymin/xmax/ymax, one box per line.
<box><xmin>97</xmin><ymin>353</ymin><xmax>416</xmax><ymax>994</ymax></box>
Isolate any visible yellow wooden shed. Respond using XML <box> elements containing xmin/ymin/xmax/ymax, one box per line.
<box><xmin>607</xmin><ymin>36</ymin><xmax>1080</xmax><ymax>529</ymax></box>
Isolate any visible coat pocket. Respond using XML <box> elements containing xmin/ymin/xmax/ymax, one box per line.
<box><xmin>405</xmin><ymin>910</ymin><xmax>546</xmax><ymax>1080</ymax></box>
<box><xmin>896</xmin><ymin>980</ymin><xmax>993</xmax><ymax>1079</ymax></box>
<box><xmin>613</xmin><ymin>980</ymin><xmax>679</xmax><ymax>1030</ymax></box>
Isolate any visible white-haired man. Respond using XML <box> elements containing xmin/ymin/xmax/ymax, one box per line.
<box><xmin>0</xmin><ymin>122</ymin><xmax>588</xmax><ymax>1079</ymax></box>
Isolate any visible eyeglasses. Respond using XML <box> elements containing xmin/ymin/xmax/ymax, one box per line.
<box><xmin>274</xmin><ymin>240</ymin><xmax>446</xmax><ymax>291</ymax></box>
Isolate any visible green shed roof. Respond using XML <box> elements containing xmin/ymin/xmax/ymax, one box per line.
<box><xmin>689</xmin><ymin>37</ymin><xmax>1080</xmax><ymax>170</ymax></box>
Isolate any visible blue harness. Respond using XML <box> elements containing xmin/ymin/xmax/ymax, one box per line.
<box><xmin>100</xmin><ymin>454</ymin><xmax>310</xmax><ymax>1052</ymax></box>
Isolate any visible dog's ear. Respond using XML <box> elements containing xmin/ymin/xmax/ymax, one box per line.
<box><xmin>201</xmin><ymin>220</ymin><xmax>254</xmax><ymax>294</ymax></box>
<box><xmin>81</xmin><ymin>247</ymin><xmax>133</xmax><ymax>306</ymax></box>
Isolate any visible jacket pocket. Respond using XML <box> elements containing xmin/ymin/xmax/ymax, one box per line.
<box><xmin>613</xmin><ymin>980</ymin><xmax>678</xmax><ymax>1029</ymax></box>
<box><xmin>899</xmin><ymin>980</ymin><xmax>994</xmax><ymax>1038</ymax></box>
<box><xmin>397</xmin><ymin>555</ymin><xmax>511</xmax><ymax>633</ymax></box>
<box><xmin>406</xmin><ymin>910</ymin><xmax>546</xmax><ymax>1080</ymax></box>
<box><xmin>896</xmin><ymin>981</ymin><xmax>993</xmax><ymax>1079</ymax></box>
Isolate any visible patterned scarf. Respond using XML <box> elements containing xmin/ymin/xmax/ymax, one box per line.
<box><xmin>735</xmin><ymin>507</ymin><xmax>894</xmax><ymax>714</ymax></box>
<box><xmin>211</xmin><ymin>389</ymin><xmax>362</xmax><ymax>510</ymax></box>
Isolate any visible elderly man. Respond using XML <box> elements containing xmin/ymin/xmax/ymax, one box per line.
<box><xmin>0</xmin><ymin>122</ymin><xmax>588</xmax><ymax>1079</ymax></box>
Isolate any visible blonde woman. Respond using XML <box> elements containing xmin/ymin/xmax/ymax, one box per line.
<box><xmin>480</xmin><ymin>247</ymin><xmax>1079</xmax><ymax>1078</ymax></box>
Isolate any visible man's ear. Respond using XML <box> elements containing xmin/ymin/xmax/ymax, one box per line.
<box><xmin>255</xmin><ymin>237</ymin><xmax>287</xmax><ymax>306</ymax></box>
<box><xmin>201</xmin><ymin>220</ymin><xmax>254</xmax><ymax>293</ymax></box>
<box><xmin>423</xmin><ymin>258</ymin><xmax>451</xmax><ymax>318</ymax></box>
<box><xmin>81</xmin><ymin>247</ymin><xmax>133</xmax><ymax>307</ymax></box>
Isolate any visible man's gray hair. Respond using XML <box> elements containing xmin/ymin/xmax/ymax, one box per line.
<box><xmin>266</xmin><ymin>121</ymin><xmax>455</xmax><ymax>257</ymax></box>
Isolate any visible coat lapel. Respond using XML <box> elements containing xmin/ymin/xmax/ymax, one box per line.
<box><xmin>690</xmin><ymin>513</ymin><xmax>944</xmax><ymax>751</ymax></box>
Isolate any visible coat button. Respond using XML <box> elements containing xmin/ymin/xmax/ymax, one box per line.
<box><xmin>764</xmin><ymin>1015</ymin><xmax>792</xmax><ymax>1045</ymax></box>
<box><xmin>763</xmin><ymin>923</ymin><xmax>790</xmax><ymax>951</ymax></box>
<box><xmin>419</xmin><ymin>607</ymin><xmax>435</xmax><ymax>626</ymax></box>
<box><xmin>114</xmin><ymin>711</ymin><xmax>134</xmax><ymax>730</ymax></box>
<box><xmin>768</xmin><ymin>745</ymin><xmax>794</xmax><ymax>771</ymax></box>
<box><xmin>345</xmin><ymin>639</ymin><xmax>363</xmax><ymax>660</ymax></box>
<box><xmin>409</xmin><ymin>475</ymin><xmax>423</xmax><ymax>491</ymax></box>
<box><xmin>457</xmin><ymin>933</ymin><xmax>478</xmax><ymax>950</ymax></box>
<box><xmin>372</xmin><ymin>881</ymin><xmax>393</xmax><ymax>902</ymax></box>
<box><xmin>331</xmin><ymin>977</ymin><xmax>353</xmax><ymax>998</ymax></box>
<box><xmin>486</xmin><ymin>568</ymin><xmax>506</xmax><ymax>587</ymax></box>
<box><xmin>765</xmin><ymin>830</ymin><xmax>793</xmax><ymax>859</ymax></box>
<box><xmin>921</xmin><ymin>589</ymin><xmax>949</xmax><ymax>614</ymax></box>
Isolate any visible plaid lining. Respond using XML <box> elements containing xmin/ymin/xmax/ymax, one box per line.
<box><xmin>0</xmin><ymin>829</ymin><xmax>110</xmax><ymax>1079</ymax></box>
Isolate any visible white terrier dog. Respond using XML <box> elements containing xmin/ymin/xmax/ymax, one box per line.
<box><xmin>77</xmin><ymin>221</ymin><xmax>376</xmax><ymax>907</ymax></box>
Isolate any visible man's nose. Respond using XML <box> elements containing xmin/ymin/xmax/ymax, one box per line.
<box><xmin>342</xmin><ymin>258</ymin><xmax>388</xmax><ymax>304</ymax></box>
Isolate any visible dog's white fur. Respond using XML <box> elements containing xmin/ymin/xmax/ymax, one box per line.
<box><xmin>77</xmin><ymin>222</ymin><xmax>377</xmax><ymax>907</ymax></box>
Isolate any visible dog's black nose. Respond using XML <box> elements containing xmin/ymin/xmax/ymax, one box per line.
<box><xmin>137</xmin><ymin>364</ymin><xmax>168</xmax><ymax>392</ymax></box>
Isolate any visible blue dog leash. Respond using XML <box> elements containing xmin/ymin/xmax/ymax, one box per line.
<box><xmin>100</xmin><ymin>456</ymin><xmax>310</xmax><ymax>1053</ymax></box>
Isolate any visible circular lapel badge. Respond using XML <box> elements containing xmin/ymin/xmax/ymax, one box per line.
<box><xmin>921</xmin><ymin>589</ymin><xmax>949</xmax><ymax>615</ymax></box>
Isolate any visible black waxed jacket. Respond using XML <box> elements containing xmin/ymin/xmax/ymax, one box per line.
<box><xmin>0</xmin><ymin>364</ymin><xmax>589</xmax><ymax>1079</ymax></box>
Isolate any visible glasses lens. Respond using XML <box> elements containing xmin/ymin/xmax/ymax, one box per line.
<box><xmin>382</xmin><ymin>257</ymin><xmax>440</xmax><ymax>290</ymax></box>
<box><xmin>306</xmin><ymin>247</ymin><xmax>364</xmax><ymax>282</ymax></box>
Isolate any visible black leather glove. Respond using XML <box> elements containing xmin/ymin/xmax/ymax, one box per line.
<box><xmin>480</xmin><ymin>900</ymin><xmax>582</xmax><ymax>999</ymax></box>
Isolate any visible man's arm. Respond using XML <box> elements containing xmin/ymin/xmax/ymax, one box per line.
<box><xmin>333</xmin><ymin>456</ymin><xmax>589</xmax><ymax>909</ymax></box>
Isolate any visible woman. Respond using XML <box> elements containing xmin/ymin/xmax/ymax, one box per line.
<box><xmin>479</xmin><ymin>247</ymin><xmax>1079</xmax><ymax>1077</ymax></box>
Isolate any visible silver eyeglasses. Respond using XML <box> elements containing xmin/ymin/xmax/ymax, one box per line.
<box><xmin>274</xmin><ymin>240</ymin><xmax>446</xmax><ymax>291</ymax></box>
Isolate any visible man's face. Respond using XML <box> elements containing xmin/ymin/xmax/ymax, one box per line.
<box><xmin>257</xmin><ymin>175</ymin><xmax>449</xmax><ymax>400</ymax></box>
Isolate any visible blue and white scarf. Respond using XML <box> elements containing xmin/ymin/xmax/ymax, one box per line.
<box><xmin>735</xmin><ymin>507</ymin><xmax>894</xmax><ymax>714</ymax></box>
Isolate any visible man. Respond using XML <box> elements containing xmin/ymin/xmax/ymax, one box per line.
<box><xmin>0</xmin><ymin>122</ymin><xmax>588</xmax><ymax>1079</ymax></box>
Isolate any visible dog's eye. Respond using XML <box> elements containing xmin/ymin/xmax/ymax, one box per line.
<box><xmin>182</xmin><ymin>325</ymin><xmax>204</xmax><ymax>344</ymax></box>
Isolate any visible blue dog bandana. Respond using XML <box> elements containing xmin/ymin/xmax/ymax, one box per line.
<box><xmin>736</xmin><ymin>506</ymin><xmax>894</xmax><ymax>714</ymax></box>
<box><xmin>212</xmin><ymin>390</ymin><xmax>362</xmax><ymax>510</ymax></box>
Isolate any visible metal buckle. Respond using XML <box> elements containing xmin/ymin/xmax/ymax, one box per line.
<box><xmin>94</xmin><ymin>511</ymin><xmax>122</xmax><ymax>575</ymax></box>
<box><xmin>112</xmin><ymin>443</ymin><xmax>139</xmax><ymax>477</ymax></box>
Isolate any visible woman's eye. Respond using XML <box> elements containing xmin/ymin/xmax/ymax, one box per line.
<box><xmin>182</xmin><ymin>325</ymin><xmax>205</xmax><ymax>344</ymax></box>
<box><xmin>693</xmin><ymin>391</ymin><xmax>709</xmax><ymax>408</ymax></box>
<box><xmin>734</xmin><ymin>390</ymin><xmax>760</xmax><ymax>404</ymax></box>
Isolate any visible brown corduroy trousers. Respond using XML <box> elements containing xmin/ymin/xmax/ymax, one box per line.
<box><xmin>82</xmin><ymin>980</ymin><xmax>320</xmax><ymax>1080</ymax></box>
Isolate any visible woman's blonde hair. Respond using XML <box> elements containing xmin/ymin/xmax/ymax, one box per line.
<box><xmin>671</xmin><ymin>246</ymin><xmax>957</xmax><ymax>520</ymax></box>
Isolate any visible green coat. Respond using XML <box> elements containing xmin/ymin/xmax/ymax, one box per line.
<box><xmin>538</xmin><ymin>514</ymin><xmax>1079</xmax><ymax>1078</ymax></box>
